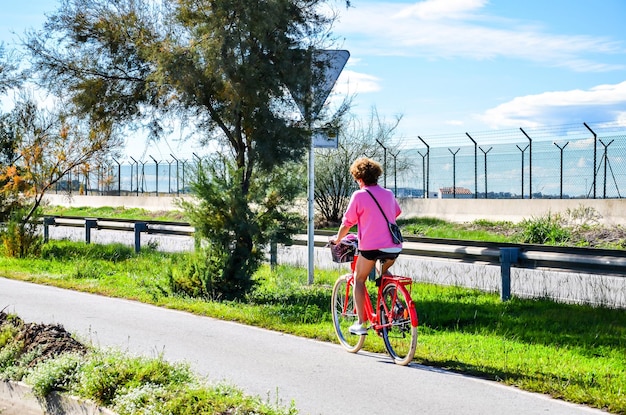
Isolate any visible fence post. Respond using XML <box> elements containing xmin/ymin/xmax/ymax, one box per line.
<box><xmin>43</xmin><ymin>217</ymin><xmax>56</xmax><ymax>243</ymax></box>
<box><xmin>85</xmin><ymin>219</ymin><xmax>97</xmax><ymax>244</ymax></box>
<box><xmin>134</xmin><ymin>222</ymin><xmax>148</xmax><ymax>253</ymax></box>
<box><xmin>418</xmin><ymin>136</ymin><xmax>429</xmax><ymax>198</ymax></box>
<box><xmin>170</xmin><ymin>154</ymin><xmax>180</xmax><ymax>195</ymax></box>
<box><xmin>554</xmin><ymin>141</ymin><xmax>569</xmax><ymax>199</ymax></box>
<box><xmin>270</xmin><ymin>241</ymin><xmax>277</xmax><ymax>271</ymax></box>
<box><xmin>516</xmin><ymin>144</ymin><xmax>529</xmax><ymax>198</ymax></box>
<box><xmin>480</xmin><ymin>146</ymin><xmax>492</xmax><ymax>198</ymax></box>
<box><xmin>112</xmin><ymin>158</ymin><xmax>121</xmax><ymax>196</ymax></box>
<box><xmin>466</xmin><ymin>133</ymin><xmax>478</xmax><ymax>198</ymax></box>
<box><xmin>376</xmin><ymin>139</ymin><xmax>388</xmax><ymax>188</ymax></box>
<box><xmin>448</xmin><ymin>148</ymin><xmax>460</xmax><ymax>197</ymax></box>
<box><xmin>499</xmin><ymin>247</ymin><xmax>519</xmax><ymax>301</ymax></box>
<box><xmin>150</xmin><ymin>155</ymin><xmax>160</xmax><ymax>196</ymax></box>
<box><xmin>584</xmin><ymin>122</ymin><xmax>597</xmax><ymax>199</ymax></box>
<box><xmin>520</xmin><ymin>128</ymin><xmax>533</xmax><ymax>199</ymax></box>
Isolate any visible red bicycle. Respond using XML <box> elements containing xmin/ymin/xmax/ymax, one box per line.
<box><xmin>330</xmin><ymin>236</ymin><xmax>418</xmax><ymax>366</ymax></box>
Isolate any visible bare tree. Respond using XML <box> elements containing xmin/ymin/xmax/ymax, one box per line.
<box><xmin>314</xmin><ymin>107</ymin><xmax>404</xmax><ymax>225</ymax></box>
<box><xmin>0</xmin><ymin>44</ymin><xmax>22</xmax><ymax>95</ymax></box>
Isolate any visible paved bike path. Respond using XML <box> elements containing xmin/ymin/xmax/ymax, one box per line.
<box><xmin>0</xmin><ymin>278</ymin><xmax>607</xmax><ymax>415</ymax></box>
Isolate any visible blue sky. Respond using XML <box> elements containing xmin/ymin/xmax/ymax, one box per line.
<box><xmin>331</xmin><ymin>0</ymin><xmax>626</xmax><ymax>148</ymax></box>
<box><xmin>2</xmin><ymin>0</ymin><xmax>625</xmax><ymax>159</ymax></box>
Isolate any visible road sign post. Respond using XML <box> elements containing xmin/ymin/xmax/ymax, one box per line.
<box><xmin>287</xmin><ymin>49</ymin><xmax>349</xmax><ymax>284</ymax></box>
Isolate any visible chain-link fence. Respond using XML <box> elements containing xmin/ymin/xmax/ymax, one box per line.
<box><xmin>55</xmin><ymin>123</ymin><xmax>626</xmax><ymax>199</ymax></box>
<box><xmin>392</xmin><ymin>123</ymin><xmax>626</xmax><ymax>199</ymax></box>
<box><xmin>53</xmin><ymin>156</ymin><xmax>198</xmax><ymax>196</ymax></box>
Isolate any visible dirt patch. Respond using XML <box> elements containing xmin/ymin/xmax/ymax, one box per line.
<box><xmin>572</xmin><ymin>227</ymin><xmax>626</xmax><ymax>248</ymax></box>
<box><xmin>0</xmin><ymin>313</ymin><xmax>112</xmax><ymax>415</ymax></box>
<box><xmin>465</xmin><ymin>220</ymin><xmax>626</xmax><ymax>249</ymax></box>
<box><xmin>0</xmin><ymin>312</ymin><xmax>87</xmax><ymax>368</ymax></box>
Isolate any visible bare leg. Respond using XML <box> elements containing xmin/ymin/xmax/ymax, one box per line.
<box><xmin>380</xmin><ymin>258</ymin><xmax>396</xmax><ymax>276</ymax></box>
<box><xmin>354</xmin><ymin>256</ymin><xmax>376</xmax><ymax>324</ymax></box>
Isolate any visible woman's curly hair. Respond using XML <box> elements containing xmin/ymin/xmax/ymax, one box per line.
<box><xmin>350</xmin><ymin>157</ymin><xmax>382</xmax><ymax>185</ymax></box>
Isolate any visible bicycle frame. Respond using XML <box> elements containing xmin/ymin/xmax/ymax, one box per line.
<box><xmin>340</xmin><ymin>255</ymin><xmax>418</xmax><ymax>333</ymax></box>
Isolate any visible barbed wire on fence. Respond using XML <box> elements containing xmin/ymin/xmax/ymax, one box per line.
<box><xmin>56</xmin><ymin>122</ymin><xmax>626</xmax><ymax>199</ymax></box>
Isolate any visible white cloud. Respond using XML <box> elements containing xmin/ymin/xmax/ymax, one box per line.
<box><xmin>479</xmin><ymin>81</ymin><xmax>626</xmax><ymax>128</ymax></box>
<box><xmin>568</xmin><ymin>137</ymin><xmax>594</xmax><ymax>150</ymax></box>
<box><xmin>334</xmin><ymin>70</ymin><xmax>382</xmax><ymax>95</ymax></box>
<box><xmin>336</xmin><ymin>2</ymin><xmax>625</xmax><ymax>72</ymax></box>
<box><xmin>394</xmin><ymin>0</ymin><xmax>487</xmax><ymax>20</ymax></box>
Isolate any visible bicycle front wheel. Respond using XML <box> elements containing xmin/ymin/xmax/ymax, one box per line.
<box><xmin>379</xmin><ymin>281</ymin><xmax>418</xmax><ymax>365</ymax></box>
<box><xmin>331</xmin><ymin>275</ymin><xmax>365</xmax><ymax>353</ymax></box>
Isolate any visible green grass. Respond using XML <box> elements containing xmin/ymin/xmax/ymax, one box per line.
<box><xmin>0</xmin><ymin>240</ymin><xmax>624</xmax><ymax>414</ymax></box>
<box><xmin>43</xmin><ymin>205</ymin><xmax>188</xmax><ymax>222</ymax></box>
<box><xmin>400</xmin><ymin>217</ymin><xmax>519</xmax><ymax>242</ymax></box>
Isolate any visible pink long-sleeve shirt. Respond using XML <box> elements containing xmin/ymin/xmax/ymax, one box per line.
<box><xmin>341</xmin><ymin>184</ymin><xmax>402</xmax><ymax>251</ymax></box>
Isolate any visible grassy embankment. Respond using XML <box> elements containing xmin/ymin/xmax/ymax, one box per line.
<box><xmin>0</xmin><ymin>205</ymin><xmax>623</xmax><ymax>414</ymax></box>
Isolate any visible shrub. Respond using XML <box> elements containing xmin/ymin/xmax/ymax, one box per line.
<box><xmin>0</xmin><ymin>341</ymin><xmax>22</xmax><ymax>377</ymax></box>
<box><xmin>75</xmin><ymin>349</ymin><xmax>194</xmax><ymax>406</ymax></box>
<box><xmin>24</xmin><ymin>352</ymin><xmax>84</xmax><ymax>397</ymax></box>
<box><xmin>520</xmin><ymin>213</ymin><xmax>570</xmax><ymax>245</ymax></box>
<box><xmin>167</xmin><ymin>250</ymin><xmax>226</xmax><ymax>300</ymax></box>
<box><xmin>180</xmin><ymin>158</ymin><xmax>302</xmax><ymax>301</ymax></box>
<box><xmin>1</xmin><ymin>206</ymin><xmax>42</xmax><ymax>258</ymax></box>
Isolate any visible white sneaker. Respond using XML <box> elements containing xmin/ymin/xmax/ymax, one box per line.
<box><xmin>349</xmin><ymin>321</ymin><xmax>368</xmax><ymax>335</ymax></box>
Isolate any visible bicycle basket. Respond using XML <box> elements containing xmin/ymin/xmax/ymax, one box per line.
<box><xmin>330</xmin><ymin>235</ymin><xmax>358</xmax><ymax>263</ymax></box>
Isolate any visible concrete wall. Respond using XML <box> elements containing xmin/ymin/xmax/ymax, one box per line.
<box><xmin>44</xmin><ymin>194</ymin><xmax>626</xmax><ymax>226</ymax></box>
<box><xmin>398</xmin><ymin>198</ymin><xmax>626</xmax><ymax>225</ymax></box>
<box><xmin>44</xmin><ymin>194</ymin><xmax>191</xmax><ymax>212</ymax></box>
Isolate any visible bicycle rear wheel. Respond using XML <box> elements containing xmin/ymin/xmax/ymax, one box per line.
<box><xmin>379</xmin><ymin>281</ymin><xmax>418</xmax><ymax>365</ymax></box>
<box><xmin>331</xmin><ymin>275</ymin><xmax>365</xmax><ymax>353</ymax></box>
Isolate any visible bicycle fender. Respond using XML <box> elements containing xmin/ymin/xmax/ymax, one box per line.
<box><xmin>396</xmin><ymin>284</ymin><xmax>419</xmax><ymax>328</ymax></box>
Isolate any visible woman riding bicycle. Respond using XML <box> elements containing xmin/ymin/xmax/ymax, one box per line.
<box><xmin>330</xmin><ymin>157</ymin><xmax>402</xmax><ymax>335</ymax></box>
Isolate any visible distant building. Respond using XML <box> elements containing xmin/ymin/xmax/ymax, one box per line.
<box><xmin>438</xmin><ymin>187</ymin><xmax>473</xmax><ymax>199</ymax></box>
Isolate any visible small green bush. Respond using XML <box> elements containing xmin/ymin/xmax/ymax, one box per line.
<box><xmin>24</xmin><ymin>352</ymin><xmax>83</xmax><ymax>397</ymax></box>
<box><xmin>1</xmin><ymin>207</ymin><xmax>42</xmax><ymax>258</ymax></box>
<box><xmin>0</xmin><ymin>324</ymin><xmax>18</xmax><ymax>349</ymax></box>
<box><xmin>158</xmin><ymin>382</ymin><xmax>298</xmax><ymax>415</ymax></box>
<box><xmin>167</xmin><ymin>250</ymin><xmax>221</xmax><ymax>299</ymax></box>
<box><xmin>0</xmin><ymin>341</ymin><xmax>22</xmax><ymax>376</ymax></box>
<box><xmin>75</xmin><ymin>349</ymin><xmax>194</xmax><ymax>406</ymax></box>
<box><xmin>520</xmin><ymin>213</ymin><xmax>570</xmax><ymax>245</ymax></box>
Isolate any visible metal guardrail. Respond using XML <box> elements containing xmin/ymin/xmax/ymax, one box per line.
<box><xmin>312</xmin><ymin>230</ymin><xmax>626</xmax><ymax>272</ymax></box>
<box><xmin>301</xmin><ymin>230</ymin><xmax>626</xmax><ymax>301</ymax></box>
<box><xmin>42</xmin><ymin>216</ymin><xmax>193</xmax><ymax>253</ymax></box>
<box><xmin>43</xmin><ymin>217</ymin><xmax>626</xmax><ymax>301</ymax></box>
